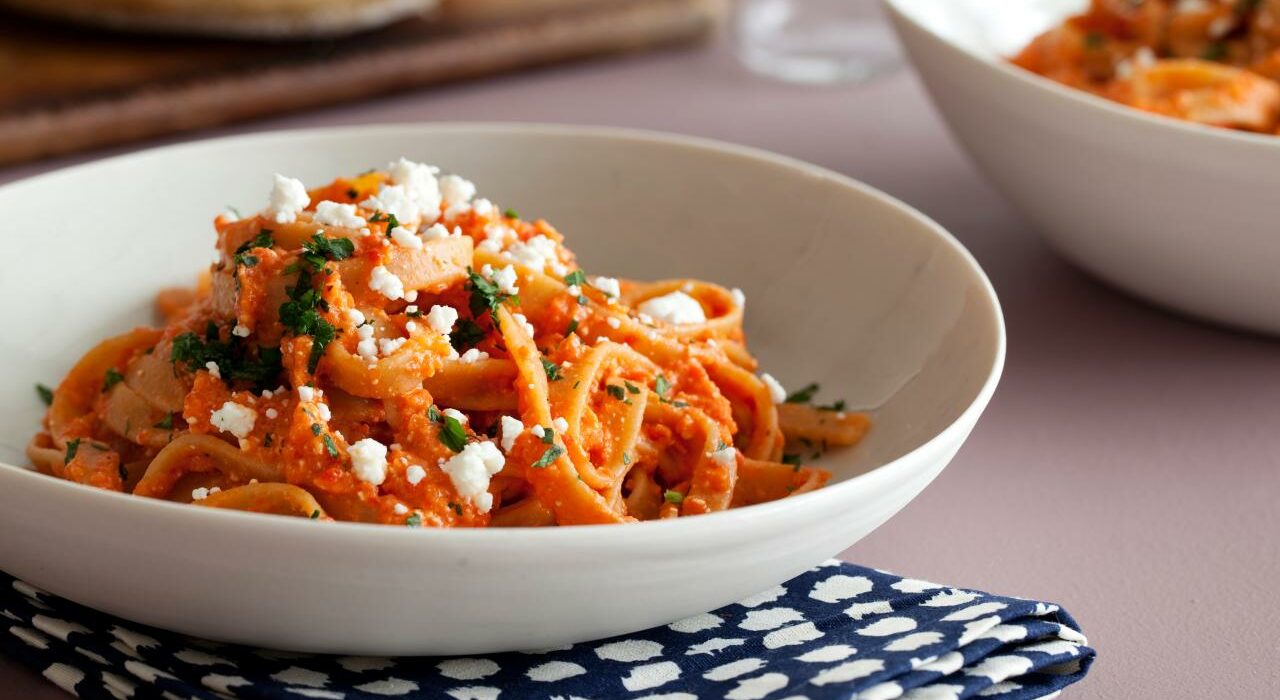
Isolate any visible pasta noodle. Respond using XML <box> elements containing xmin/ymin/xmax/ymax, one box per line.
<box><xmin>28</xmin><ymin>160</ymin><xmax>870</xmax><ymax>527</ymax></box>
<box><xmin>1013</xmin><ymin>0</ymin><xmax>1280</xmax><ymax>134</ymax></box>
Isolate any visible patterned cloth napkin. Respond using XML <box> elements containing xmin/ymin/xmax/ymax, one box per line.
<box><xmin>0</xmin><ymin>561</ymin><xmax>1093</xmax><ymax>700</ymax></box>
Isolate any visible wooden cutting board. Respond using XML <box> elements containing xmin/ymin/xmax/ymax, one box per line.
<box><xmin>0</xmin><ymin>0</ymin><xmax>724</xmax><ymax>165</ymax></box>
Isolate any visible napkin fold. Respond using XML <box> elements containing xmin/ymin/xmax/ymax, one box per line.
<box><xmin>0</xmin><ymin>562</ymin><xmax>1093</xmax><ymax>700</ymax></box>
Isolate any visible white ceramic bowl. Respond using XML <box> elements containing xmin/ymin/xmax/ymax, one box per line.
<box><xmin>0</xmin><ymin>124</ymin><xmax>1003</xmax><ymax>655</ymax></box>
<box><xmin>885</xmin><ymin>0</ymin><xmax>1280</xmax><ymax>334</ymax></box>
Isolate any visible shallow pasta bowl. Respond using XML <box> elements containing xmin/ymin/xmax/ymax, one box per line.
<box><xmin>0</xmin><ymin>124</ymin><xmax>1003</xmax><ymax>655</ymax></box>
<box><xmin>884</xmin><ymin>0</ymin><xmax>1280</xmax><ymax>334</ymax></box>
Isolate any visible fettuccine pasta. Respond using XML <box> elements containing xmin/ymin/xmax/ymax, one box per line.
<box><xmin>1013</xmin><ymin>0</ymin><xmax>1280</xmax><ymax>134</ymax></box>
<box><xmin>28</xmin><ymin>160</ymin><xmax>869</xmax><ymax>527</ymax></box>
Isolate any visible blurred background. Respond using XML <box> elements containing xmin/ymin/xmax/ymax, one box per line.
<box><xmin>4</xmin><ymin>2</ymin><xmax>1280</xmax><ymax>699</ymax></box>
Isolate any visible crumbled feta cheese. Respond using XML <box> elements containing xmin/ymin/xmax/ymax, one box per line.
<box><xmin>404</xmin><ymin>290</ymin><xmax>419</xmax><ymax>303</ymax></box>
<box><xmin>265</xmin><ymin>174</ymin><xmax>309</xmax><ymax>224</ymax></box>
<box><xmin>471</xmin><ymin>198</ymin><xmax>497</xmax><ymax>218</ymax></box>
<box><xmin>606</xmin><ymin>317</ymin><xmax>621</xmax><ymax>329</ymax></box>
<box><xmin>593</xmin><ymin>276</ymin><xmax>621</xmax><ymax>298</ymax></box>
<box><xmin>731</xmin><ymin>288</ymin><xmax>746</xmax><ymax>309</ymax></box>
<box><xmin>761</xmin><ymin>373</ymin><xmax>787</xmax><ymax>404</ymax></box>
<box><xmin>378</xmin><ymin>337</ymin><xmax>407</xmax><ymax>356</ymax></box>
<box><xmin>261</xmin><ymin>389</ymin><xmax>274</xmax><ymax>399</ymax></box>
<box><xmin>504</xmin><ymin>235</ymin><xmax>566</xmax><ymax>276</ymax></box>
<box><xmin>210</xmin><ymin>401</ymin><xmax>256</xmax><ymax>439</ymax></box>
<box><xmin>442</xmin><ymin>408</ymin><xmax>468</xmax><ymax>424</ymax></box>
<box><xmin>567</xmin><ymin>284</ymin><xmax>581</xmax><ymax>297</ymax></box>
<box><xmin>478</xmin><ymin>223</ymin><xmax>513</xmax><ymax>254</ymax></box>
<box><xmin>389</xmin><ymin>226</ymin><xmax>423</xmax><ymax>250</ymax></box>
<box><xmin>405</xmin><ymin>464</ymin><xmax>426</xmax><ymax>485</ymax></box>
<box><xmin>638</xmin><ymin>312</ymin><xmax>655</xmax><ymax>325</ymax></box>
<box><xmin>459</xmin><ymin>348</ymin><xmax>489</xmax><ymax>364</ymax></box>
<box><xmin>369</xmin><ymin>265</ymin><xmax>405</xmax><ymax>300</ymax></box>
<box><xmin>553</xmin><ymin>417</ymin><xmax>569</xmax><ymax>434</ymax></box>
<box><xmin>348</xmin><ymin>438</ymin><xmax>389</xmax><ymax>486</ymax></box>
<box><xmin>393</xmin><ymin>503</ymin><xmax>409</xmax><ymax>515</ymax></box>
<box><xmin>356</xmin><ymin>321</ymin><xmax>379</xmax><ymax>361</ymax></box>
<box><xmin>265</xmin><ymin>408</ymin><xmax>279</xmax><ymax>420</ymax></box>
<box><xmin>313</xmin><ymin>200</ymin><xmax>366</xmax><ymax>229</ymax></box>
<box><xmin>421</xmin><ymin>223</ymin><xmax>452</xmax><ymax>240</ymax></box>
<box><xmin>595</xmin><ymin>336</ymin><xmax>610</xmax><ymax>344</ymax></box>
<box><xmin>708</xmin><ymin>443</ymin><xmax>738</xmax><ymax>467</ymax></box>
<box><xmin>345</xmin><ymin>308</ymin><xmax>366</xmax><ymax>327</ymax></box>
<box><xmin>480</xmin><ymin>264</ymin><xmax>519</xmax><ymax>295</ymax></box>
<box><xmin>386</xmin><ymin>157</ymin><xmax>442</xmax><ymax>225</ymax></box>
<box><xmin>531</xmin><ymin>425</ymin><xmax>546</xmax><ymax>439</ymax></box>
<box><xmin>439</xmin><ymin>442</ymin><xmax>505</xmax><ymax>513</ymax></box>
<box><xmin>405</xmin><ymin>305</ymin><xmax>419</xmax><ymax>316</ymax></box>
<box><xmin>439</xmin><ymin>174</ymin><xmax>477</xmax><ymax>208</ymax></box>
<box><xmin>405</xmin><ymin>321</ymin><xmax>418</xmax><ymax>333</ymax></box>
<box><xmin>362</xmin><ymin>184</ymin><xmax>421</xmax><ymax>225</ymax></box>
<box><xmin>298</xmin><ymin>386</ymin><xmax>317</xmax><ymax>402</ymax></box>
<box><xmin>425</xmin><ymin>305</ymin><xmax>459</xmax><ymax>337</ymax></box>
<box><xmin>316</xmin><ymin>403</ymin><xmax>332</xmax><ymax>422</ymax></box>
<box><xmin>204</xmin><ymin>361</ymin><xmax>221</xmax><ymax>379</ymax></box>
<box><xmin>512</xmin><ymin>312</ymin><xmax>536</xmax><ymax>339</ymax></box>
<box><xmin>232</xmin><ymin>324</ymin><xmax>251</xmax><ymax>338</ymax></box>
<box><xmin>499</xmin><ymin>416</ymin><xmax>524</xmax><ymax>452</ymax></box>
<box><xmin>638</xmin><ymin>291</ymin><xmax>706</xmax><ymax>325</ymax></box>
<box><xmin>191</xmin><ymin>487</ymin><xmax>210</xmax><ymax>501</ymax></box>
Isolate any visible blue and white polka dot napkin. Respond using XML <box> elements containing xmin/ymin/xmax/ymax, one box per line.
<box><xmin>0</xmin><ymin>561</ymin><xmax>1093</xmax><ymax>700</ymax></box>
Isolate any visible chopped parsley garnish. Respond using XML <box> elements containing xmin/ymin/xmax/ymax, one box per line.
<box><xmin>818</xmin><ymin>399</ymin><xmax>847</xmax><ymax>412</ymax></box>
<box><xmin>785</xmin><ymin>383</ymin><xmax>820</xmax><ymax>404</ymax></box>
<box><xmin>279</xmin><ymin>268</ymin><xmax>336</xmax><ymax>374</ymax></box>
<box><xmin>622</xmin><ymin>452</ymin><xmax>631</xmax><ymax>465</ymax></box>
<box><xmin>1202</xmin><ymin>42</ymin><xmax>1227</xmax><ymax>61</ymax></box>
<box><xmin>171</xmin><ymin>329</ymin><xmax>284</xmax><ymax>388</ymax></box>
<box><xmin>465</xmin><ymin>267</ymin><xmax>518</xmax><ymax>321</ymax></box>
<box><xmin>664</xmin><ymin>490</ymin><xmax>684</xmax><ymax>505</ymax></box>
<box><xmin>654</xmin><ymin>375</ymin><xmax>671</xmax><ymax>398</ymax></box>
<box><xmin>448</xmin><ymin>502</ymin><xmax>463</xmax><ymax>516</ymax></box>
<box><xmin>539</xmin><ymin>427</ymin><xmax>556</xmax><ymax>445</ymax></box>
<box><xmin>310</xmin><ymin>509</ymin><xmax>321</xmax><ymax>519</ymax></box>
<box><xmin>504</xmin><ymin>208</ymin><xmax>520</xmax><ymax>219</ymax></box>
<box><xmin>153</xmin><ymin>414</ymin><xmax>175</xmax><ymax>430</ymax></box>
<box><xmin>565</xmin><ymin>319</ymin><xmax>579</xmax><ymax>336</ymax></box>
<box><xmin>323</xmin><ymin>434</ymin><xmax>339</xmax><ymax>458</ymax></box>
<box><xmin>300</xmin><ymin>233</ymin><xmax>355</xmax><ymax>271</ymax></box>
<box><xmin>427</xmin><ymin>405</ymin><xmax>442</xmax><ymax>423</ymax></box>
<box><xmin>405</xmin><ymin>512</ymin><xmax>423</xmax><ymax>527</ymax></box>
<box><xmin>541</xmin><ymin>356</ymin><xmax>563</xmax><ymax>382</ymax></box>
<box><xmin>35</xmin><ymin>384</ymin><xmax>53</xmax><ymax>406</ymax></box>
<box><xmin>370</xmin><ymin>211</ymin><xmax>401</xmax><ymax>235</ymax></box>
<box><xmin>233</xmin><ymin>231</ymin><xmax>274</xmax><ymax>268</ymax></box>
<box><xmin>782</xmin><ymin>453</ymin><xmax>804</xmax><ymax>469</ymax></box>
<box><xmin>310</xmin><ymin>423</ymin><xmax>323</xmax><ymax>436</ymax></box>
<box><xmin>531</xmin><ymin>444</ymin><xmax>564</xmax><ymax>468</ymax></box>
<box><xmin>563</xmin><ymin>270</ymin><xmax>587</xmax><ymax>287</ymax></box>
<box><xmin>606</xmin><ymin>384</ymin><xmax>627</xmax><ymax>401</ymax></box>
<box><xmin>64</xmin><ymin>438</ymin><xmax>80</xmax><ymax>465</ymax></box>
<box><xmin>450</xmin><ymin>318</ymin><xmax>488</xmax><ymax>351</ymax></box>
<box><xmin>438</xmin><ymin>415</ymin><xmax>468</xmax><ymax>453</ymax></box>
<box><xmin>102</xmin><ymin>369</ymin><xmax>124</xmax><ymax>392</ymax></box>
<box><xmin>625</xmin><ymin>381</ymin><xmax>640</xmax><ymax>395</ymax></box>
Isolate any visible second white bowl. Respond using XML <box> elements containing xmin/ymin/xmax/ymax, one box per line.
<box><xmin>885</xmin><ymin>0</ymin><xmax>1280</xmax><ymax>334</ymax></box>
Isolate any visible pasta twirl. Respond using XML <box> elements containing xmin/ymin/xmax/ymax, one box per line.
<box><xmin>28</xmin><ymin>160</ymin><xmax>869</xmax><ymax>527</ymax></box>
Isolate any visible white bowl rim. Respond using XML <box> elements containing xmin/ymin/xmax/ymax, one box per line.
<box><xmin>0</xmin><ymin>121</ymin><xmax>1006</xmax><ymax>543</ymax></box>
<box><xmin>882</xmin><ymin>0</ymin><xmax>1280</xmax><ymax>150</ymax></box>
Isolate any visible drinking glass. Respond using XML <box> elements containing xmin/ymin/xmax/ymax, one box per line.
<box><xmin>734</xmin><ymin>0</ymin><xmax>901</xmax><ymax>85</ymax></box>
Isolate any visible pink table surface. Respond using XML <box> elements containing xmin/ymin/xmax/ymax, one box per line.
<box><xmin>4</xmin><ymin>20</ymin><xmax>1279</xmax><ymax>700</ymax></box>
